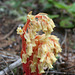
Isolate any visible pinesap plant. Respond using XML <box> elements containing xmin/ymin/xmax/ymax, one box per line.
<box><xmin>17</xmin><ymin>11</ymin><xmax>62</xmax><ymax>75</ymax></box>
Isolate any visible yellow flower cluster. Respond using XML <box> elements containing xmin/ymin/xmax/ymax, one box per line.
<box><xmin>17</xmin><ymin>12</ymin><xmax>62</xmax><ymax>74</ymax></box>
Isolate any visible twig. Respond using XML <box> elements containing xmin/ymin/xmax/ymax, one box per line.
<box><xmin>60</xmin><ymin>65</ymin><xmax>75</xmax><ymax>70</ymax></box>
<box><xmin>0</xmin><ymin>51</ymin><xmax>20</xmax><ymax>58</ymax></box>
<box><xmin>0</xmin><ymin>24</ymin><xmax>18</xmax><ymax>41</ymax></box>
<box><xmin>64</xmin><ymin>29</ymin><xmax>67</xmax><ymax>54</ymax></box>
<box><xmin>46</xmin><ymin>70</ymin><xmax>74</xmax><ymax>74</ymax></box>
<box><xmin>0</xmin><ymin>58</ymin><xmax>21</xmax><ymax>75</ymax></box>
<box><xmin>61</xmin><ymin>29</ymin><xmax>67</xmax><ymax>47</ymax></box>
<box><xmin>0</xmin><ymin>59</ymin><xmax>17</xmax><ymax>64</ymax></box>
<box><xmin>45</xmin><ymin>68</ymin><xmax>49</xmax><ymax>75</ymax></box>
<box><xmin>2</xmin><ymin>57</ymin><xmax>14</xmax><ymax>75</ymax></box>
<box><xmin>0</xmin><ymin>54</ymin><xmax>15</xmax><ymax>59</ymax></box>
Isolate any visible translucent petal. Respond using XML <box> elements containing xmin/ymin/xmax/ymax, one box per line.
<box><xmin>26</xmin><ymin>44</ymin><xmax>33</xmax><ymax>56</ymax></box>
<box><xmin>38</xmin><ymin>64</ymin><xmax>45</xmax><ymax>73</ymax></box>
<box><xmin>42</xmin><ymin>22</ymin><xmax>47</xmax><ymax>32</ymax></box>
<box><xmin>21</xmin><ymin>53</ymin><xmax>27</xmax><ymax>64</ymax></box>
<box><xmin>42</xmin><ymin>45</ymin><xmax>48</xmax><ymax>53</ymax></box>
<box><xmin>32</xmin><ymin>40</ymin><xmax>36</xmax><ymax>47</ymax></box>
<box><xmin>30</xmin><ymin>64</ymin><xmax>36</xmax><ymax>73</ymax></box>
<box><xmin>40</xmin><ymin>54</ymin><xmax>46</xmax><ymax>62</ymax></box>
<box><xmin>24</xmin><ymin>32</ymin><xmax>31</xmax><ymax>43</ymax></box>
<box><xmin>33</xmin><ymin>55</ymin><xmax>37</xmax><ymax>64</ymax></box>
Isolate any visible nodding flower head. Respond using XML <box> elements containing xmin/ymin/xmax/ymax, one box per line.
<box><xmin>17</xmin><ymin>11</ymin><xmax>62</xmax><ymax>74</ymax></box>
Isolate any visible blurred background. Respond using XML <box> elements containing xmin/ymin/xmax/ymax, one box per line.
<box><xmin>0</xmin><ymin>0</ymin><xmax>75</xmax><ymax>75</ymax></box>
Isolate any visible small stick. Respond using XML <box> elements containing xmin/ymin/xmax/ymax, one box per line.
<box><xmin>64</xmin><ymin>29</ymin><xmax>68</xmax><ymax>56</ymax></box>
<box><xmin>45</xmin><ymin>68</ymin><xmax>49</xmax><ymax>75</ymax></box>
<box><xmin>0</xmin><ymin>58</ymin><xmax>21</xmax><ymax>75</ymax></box>
<box><xmin>0</xmin><ymin>54</ymin><xmax>15</xmax><ymax>59</ymax></box>
<box><xmin>46</xmin><ymin>70</ymin><xmax>74</xmax><ymax>74</ymax></box>
<box><xmin>61</xmin><ymin>29</ymin><xmax>67</xmax><ymax>47</ymax></box>
<box><xmin>0</xmin><ymin>59</ymin><xmax>17</xmax><ymax>64</ymax></box>
<box><xmin>60</xmin><ymin>65</ymin><xmax>75</xmax><ymax>70</ymax></box>
<box><xmin>1</xmin><ymin>57</ymin><xmax>14</xmax><ymax>75</ymax></box>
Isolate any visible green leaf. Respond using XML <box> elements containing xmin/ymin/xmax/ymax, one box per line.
<box><xmin>48</xmin><ymin>0</ymin><xmax>54</xmax><ymax>3</ymax></box>
<box><xmin>39</xmin><ymin>0</ymin><xmax>45</xmax><ymax>3</ymax></box>
<box><xmin>68</xmin><ymin>3</ymin><xmax>75</xmax><ymax>13</ymax></box>
<box><xmin>48</xmin><ymin>14</ymin><xmax>59</xmax><ymax>19</ymax></box>
<box><xmin>5</xmin><ymin>0</ymin><xmax>21</xmax><ymax>8</ymax></box>
<box><xmin>24</xmin><ymin>2</ymin><xmax>32</xmax><ymax>7</ymax></box>
<box><xmin>43</xmin><ymin>2</ymin><xmax>52</xmax><ymax>9</ymax></box>
<box><xmin>48</xmin><ymin>0</ymin><xmax>69</xmax><ymax>9</ymax></box>
<box><xmin>60</xmin><ymin>18</ymin><xmax>74</xmax><ymax>28</ymax></box>
<box><xmin>54</xmin><ymin>2</ymin><xmax>69</xmax><ymax>10</ymax></box>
